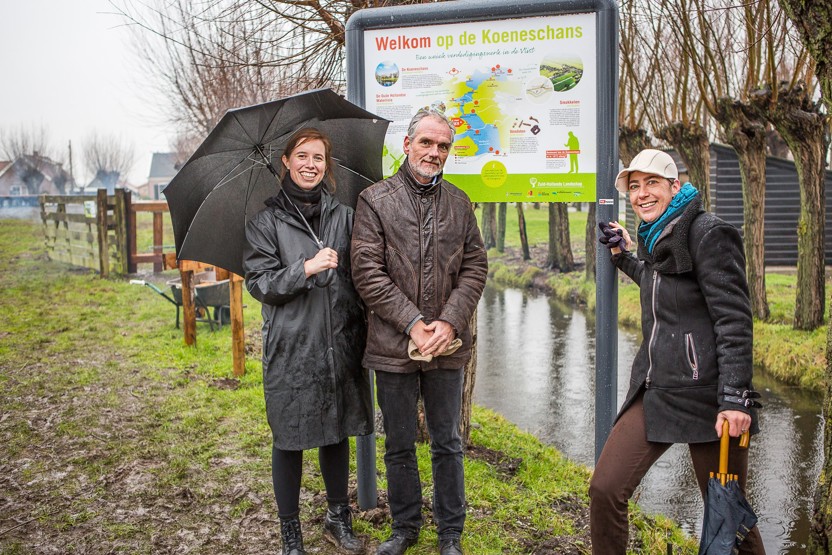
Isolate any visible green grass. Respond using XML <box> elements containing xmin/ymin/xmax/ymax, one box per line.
<box><xmin>477</xmin><ymin>202</ymin><xmax>588</xmax><ymax>250</ymax></box>
<box><xmin>0</xmin><ymin>218</ymin><xmax>697</xmax><ymax>554</ymax></box>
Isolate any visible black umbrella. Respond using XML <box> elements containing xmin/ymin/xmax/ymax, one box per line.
<box><xmin>698</xmin><ymin>423</ymin><xmax>757</xmax><ymax>555</ymax></box>
<box><xmin>164</xmin><ymin>88</ymin><xmax>390</xmax><ymax>276</ymax></box>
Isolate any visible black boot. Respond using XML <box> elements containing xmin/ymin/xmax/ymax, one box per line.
<box><xmin>280</xmin><ymin>517</ymin><xmax>306</xmax><ymax>555</ymax></box>
<box><xmin>323</xmin><ymin>504</ymin><xmax>365</xmax><ymax>554</ymax></box>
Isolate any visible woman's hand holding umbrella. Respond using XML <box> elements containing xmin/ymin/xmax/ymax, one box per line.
<box><xmin>304</xmin><ymin>247</ymin><xmax>338</xmax><ymax>279</ymax></box>
<box><xmin>715</xmin><ymin>410</ymin><xmax>752</xmax><ymax>439</ymax></box>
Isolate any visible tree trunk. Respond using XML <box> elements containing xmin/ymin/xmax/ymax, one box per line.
<box><xmin>517</xmin><ymin>203</ymin><xmax>530</xmax><ymax>260</ymax></box>
<box><xmin>460</xmin><ymin>311</ymin><xmax>477</xmax><ymax>446</ymax></box>
<box><xmin>779</xmin><ymin>0</ymin><xmax>832</xmax><ymax>116</ymax></box>
<box><xmin>619</xmin><ymin>127</ymin><xmax>651</xmax><ymax>243</ymax></box>
<box><xmin>546</xmin><ymin>203</ymin><xmax>575</xmax><ymax>271</ymax></box>
<box><xmin>619</xmin><ymin>127</ymin><xmax>651</xmax><ymax>164</ymax></box>
<box><xmin>715</xmin><ymin>98</ymin><xmax>770</xmax><ymax>321</ymax></box>
<box><xmin>753</xmin><ymin>84</ymin><xmax>827</xmax><ymax>330</ymax></box>
<box><xmin>496</xmin><ymin>203</ymin><xmax>506</xmax><ymax>253</ymax></box>
<box><xmin>767</xmin><ymin>4</ymin><xmax>832</xmax><ymax>551</ymax></box>
<box><xmin>811</xmin><ymin>306</ymin><xmax>832</xmax><ymax>553</ymax></box>
<box><xmin>656</xmin><ymin>121</ymin><xmax>712</xmax><ymax>211</ymax></box>
<box><xmin>585</xmin><ymin>202</ymin><xmax>597</xmax><ymax>281</ymax></box>
<box><xmin>766</xmin><ymin>127</ymin><xmax>790</xmax><ymax>159</ymax></box>
<box><xmin>481</xmin><ymin>203</ymin><xmax>497</xmax><ymax>250</ymax></box>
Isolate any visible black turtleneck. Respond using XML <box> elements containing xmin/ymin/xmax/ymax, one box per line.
<box><xmin>264</xmin><ymin>173</ymin><xmax>324</xmax><ymax>235</ymax></box>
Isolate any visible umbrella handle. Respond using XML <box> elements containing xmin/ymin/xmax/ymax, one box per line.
<box><xmin>314</xmin><ymin>268</ymin><xmax>335</xmax><ymax>288</ymax></box>
<box><xmin>720</xmin><ymin>420</ymin><xmax>751</xmax><ymax>476</ymax></box>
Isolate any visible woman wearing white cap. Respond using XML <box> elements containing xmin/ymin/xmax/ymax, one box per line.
<box><xmin>589</xmin><ymin>149</ymin><xmax>765</xmax><ymax>554</ymax></box>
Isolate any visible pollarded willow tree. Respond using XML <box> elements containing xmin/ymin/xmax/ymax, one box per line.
<box><xmin>737</xmin><ymin>2</ymin><xmax>828</xmax><ymax>332</ymax></box>
<box><xmin>663</xmin><ymin>0</ymin><xmax>785</xmax><ymax>321</ymax></box>
<box><xmin>776</xmin><ymin>2</ymin><xmax>832</xmax><ymax>551</ymax></box>
<box><xmin>82</xmin><ymin>131</ymin><xmax>136</xmax><ymax>188</ymax></box>
<box><xmin>629</xmin><ymin>0</ymin><xmax>714</xmax><ymax>212</ymax></box>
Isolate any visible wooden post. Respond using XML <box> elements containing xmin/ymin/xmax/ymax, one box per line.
<box><xmin>180</xmin><ymin>268</ymin><xmax>197</xmax><ymax>346</ymax></box>
<box><xmin>128</xmin><ymin>196</ymin><xmax>138</xmax><ymax>274</ymax></box>
<box><xmin>152</xmin><ymin>212</ymin><xmax>164</xmax><ymax>273</ymax></box>
<box><xmin>230</xmin><ymin>273</ymin><xmax>246</xmax><ymax>377</ymax></box>
<box><xmin>96</xmin><ymin>189</ymin><xmax>109</xmax><ymax>278</ymax></box>
<box><xmin>114</xmin><ymin>189</ymin><xmax>130</xmax><ymax>274</ymax></box>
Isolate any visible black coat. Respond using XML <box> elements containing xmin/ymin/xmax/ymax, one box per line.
<box><xmin>612</xmin><ymin>197</ymin><xmax>758</xmax><ymax>443</ymax></box>
<box><xmin>243</xmin><ymin>191</ymin><xmax>372</xmax><ymax>451</ymax></box>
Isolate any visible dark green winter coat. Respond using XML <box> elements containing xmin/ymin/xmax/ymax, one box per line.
<box><xmin>611</xmin><ymin>196</ymin><xmax>759</xmax><ymax>443</ymax></box>
<box><xmin>243</xmin><ymin>190</ymin><xmax>372</xmax><ymax>451</ymax></box>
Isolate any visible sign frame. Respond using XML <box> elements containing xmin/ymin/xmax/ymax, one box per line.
<box><xmin>345</xmin><ymin>0</ymin><xmax>619</xmax><ymax>494</ymax></box>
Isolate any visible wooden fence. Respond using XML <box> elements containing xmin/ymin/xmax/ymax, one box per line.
<box><xmin>40</xmin><ymin>190</ymin><xmax>130</xmax><ymax>278</ymax></box>
<box><xmin>39</xmin><ymin>190</ymin><xmax>173</xmax><ymax>276</ymax></box>
<box><xmin>39</xmin><ymin>191</ymin><xmax>246</xmax><ymax>375</ymax></box>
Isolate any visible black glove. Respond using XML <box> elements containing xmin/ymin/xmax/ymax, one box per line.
<box><xmin>598</xmin><ymin>222</ymin><xmax>628</xmax><ymax>253</ymax></box>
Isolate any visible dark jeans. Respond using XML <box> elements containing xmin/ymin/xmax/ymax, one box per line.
<box><xmin>375</xmin><ymin>368</ymin><xmax>466</xmax><ymax>540</ymax></box>
<box><xmin>589</xmin><ymin>394</ymin><xmax>766</xmax><ymax>555</ymax></box>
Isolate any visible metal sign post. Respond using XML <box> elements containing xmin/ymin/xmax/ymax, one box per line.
<box><xmin>346</xmin><ymin>0</ymin><xmax>619</xmax><ymax>508</ymax></box>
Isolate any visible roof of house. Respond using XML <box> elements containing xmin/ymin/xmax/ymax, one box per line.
<box><xmin>148</xmin><ymin>152</ymin><xmax>181</xmax><ymax>180</ymax></box>
<box><xmin>0</xmin><ymin>161</ymin><xmax>11</xmax><ymax>179</ymax></box>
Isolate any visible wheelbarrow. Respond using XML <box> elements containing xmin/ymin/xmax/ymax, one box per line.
<box><xmin>131</xmin><ymin>278</ymin><xmax>231</xmax><ymax>331</ymax></box>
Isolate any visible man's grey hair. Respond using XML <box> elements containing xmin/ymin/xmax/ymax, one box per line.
<box><xmin>407</xmin><ymin>107</ymin><xmax>456</xmax><ymax>142</ymax></box>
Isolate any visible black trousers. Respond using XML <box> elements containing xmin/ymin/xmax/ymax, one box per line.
<box><xmin>376</xmin><ymin>368</ymin><xmax>466</xmax><ymax>540</ymax></box>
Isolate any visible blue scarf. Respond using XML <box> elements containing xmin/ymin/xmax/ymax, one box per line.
<box><xmin>638</xmin><ymin>183</ymin><xmax>699</xmax><ymax>254</ymax></box>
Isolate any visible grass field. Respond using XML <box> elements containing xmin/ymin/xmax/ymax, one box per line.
<box><xmin>0</xmin><ymin>218</ymin><xmax>697</xmax><ymax>554</ymax></box>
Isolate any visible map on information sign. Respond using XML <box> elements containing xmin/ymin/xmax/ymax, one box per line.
<box><xmin>363</xmin><ymin>13</ymin><xmax>596</xmax><ymax>202</ymax></box>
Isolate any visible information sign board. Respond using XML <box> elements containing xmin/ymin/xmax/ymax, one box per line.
<box><xmin>362</xmin><ymin>13</ymin><xmax>597</xmax><ymax>202</ymax></box>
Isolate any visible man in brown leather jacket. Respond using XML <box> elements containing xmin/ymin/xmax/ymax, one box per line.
<box><xmin>351</xmin><ymin>108</ymin><xmax>487</xmax><ymax>555</ymax></box>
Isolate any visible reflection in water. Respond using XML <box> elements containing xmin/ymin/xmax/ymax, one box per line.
<box><xmin>474</xmin><ymin>283</ymin><xmax>822</xmax><ymax>554</ymax></box>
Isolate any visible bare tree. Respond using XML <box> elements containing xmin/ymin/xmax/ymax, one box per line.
<box><xmin>115</xmin><ymin>0</ymin><xmax>316</xmax><ymax>139</ymax></box>
<box><xmin>516</xmin><ymin>203</ymin><xmax>531</xmax><ymax>261</ymax></box>
<box><xmin>751</xmin><ymin>2</ymin><xmax>829</xmax><ymax>332</ymax></box>
<box><xmin>663</xmin><ymin>0</ymin><xmax>780</xmax><ymax>321</ymax></box>
<box><xmin>82</xmin><ymin>131</ymin><xmax>136</xmax><ymax>188</ymax></box>
<box><xmin>752</xmin><ymin>82</ymin><xmax>827</xmax><ymax>331</ymax></box>
<box><xmin>113</xmin><ymin>0</ymin><xmax>439</xmax><ymax>138</ymax></box>
<box><xmin>495</xmin><ymin>203</ymin><xmax>507</xmax><ymax>253</ymax></box>
<box><xmin>775</xmin><ymin>2</ymin><xmax>832</xmax><ymax>548</ymax></box>
<box><xmin>614</xmin><ymin>0</ymin><xmax>656</xmax><ymax>254</ymax></box>
<box><xmin>546</xmin><ymin>203</ymin><xmax>574</xmax><ymax>272</ymax></box>
<box><xmin>481</xmin><ymin>203</ymin><xmax>497</xmax><ymax>250</ymax></box>
<box><xmin>0</xmin><ymin>124</ymin><xmax>53</xmax><ymax>161</ymax></box>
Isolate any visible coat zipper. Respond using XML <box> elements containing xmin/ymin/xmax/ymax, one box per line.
<box><xmin>319</xmin><ymin>203</ymin><xmax>341</xmax><ymax>435</ymax></box>
<box><xmin>645</xmin><ymin>270</ymin><xmax>660</xmax><ymax>389</ymax></box>
<box><xmin>685</xmin><ymin>333</ymin><xmax>700</xmax><ymax>380</ymax></box>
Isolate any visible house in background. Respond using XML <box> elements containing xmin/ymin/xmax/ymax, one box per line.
<box><xmin>86</xmin><ymin>170</ymin><xmax>121</xmax><ymax>194</ymax></box>
<box><xmin>137</xmin><ymin>152</ymin><xmax>181</xmax><ymax>200</ymax></box>
<box><xmin>0</xmin><ymin>152</ymin><xmax>73</xmax><ymax>199</ymax></box>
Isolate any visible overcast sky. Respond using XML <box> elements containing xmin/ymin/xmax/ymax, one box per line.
<box><xmin>0</xmin><ymin>0</ymin><xmax>175</xmax><ymax>185</ymax></box>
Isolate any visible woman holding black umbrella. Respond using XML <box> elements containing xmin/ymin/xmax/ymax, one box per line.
<box><xmin>243</xmin><ymin>128</ymin><xmax>373</xmax><ymax>555</ymax></box>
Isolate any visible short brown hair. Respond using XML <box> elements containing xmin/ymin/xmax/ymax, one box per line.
<box><xmin>280</xmin><ymin>127</ymin><xmax>336</xmax><ymax>189</ymax></box>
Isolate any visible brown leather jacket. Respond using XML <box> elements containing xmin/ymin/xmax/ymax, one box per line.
<box><xmin>351</xmin><ymin>162</ymin><xmax>488</xmax><ymax>373</ymax></box>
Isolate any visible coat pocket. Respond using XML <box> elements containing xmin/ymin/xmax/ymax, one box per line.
<box><xmin>684</xmin><ymin>332</ymin><xmax>699</xmax><ymax>380</ymax></box>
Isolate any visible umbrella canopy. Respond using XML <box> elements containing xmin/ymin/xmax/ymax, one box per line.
<box><xmin>164</xmin><ymin>88</ymin><xmax>390</xmax><ymax>276</ymax></box>
<box><xmin>698</xmin><ymin>423</ymin><xmax>757</xmax><ymax>555</ymax></box>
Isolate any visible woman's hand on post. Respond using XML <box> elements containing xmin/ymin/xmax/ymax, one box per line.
<box><xmin>304</xmin><ymin>247</ymin><xmax>338</xmax><ymax>278</ymax></box>
<box><xmin>608</xmin><ymin>222</ymin><xmax>633</xmax><ymax>252</ymax></box>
